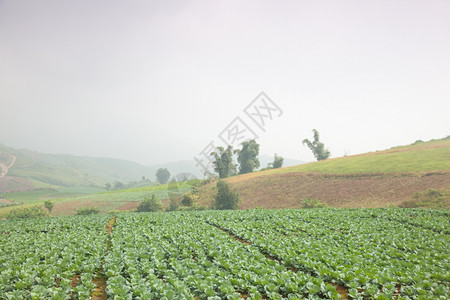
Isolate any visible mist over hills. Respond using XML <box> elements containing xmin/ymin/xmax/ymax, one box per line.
<box><xmin>0</xmin><ymin>143</ymin><xmax>304</xmax><ymax>192</ymax></box>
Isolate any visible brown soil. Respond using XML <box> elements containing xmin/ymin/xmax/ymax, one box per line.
<box><xmin>105</xmin><ymin>216</ymin><xmax>116</xmax><ymax>236</ymax></box>
<box><xmin>0</xmin><ymin>199</ymin><xmax>16</xmax><ymax>204</ymax></box>
<box><xmin>91</xmin><ymin>217</ymin><xmax>116</xmax><ymax>300</ymax></box>
<box><xmin>211</xmin><ymin>223</ymin><xmax>252</xmax><ymax>245</ymax></box>
<box><xmin>51</xmin><ymin>199</ymin><xmax>112</xmax><ymax>216</ymax></box>
<box><xmin>330</xmin><ymin>282</ymin><xmax>349</xmax><ymax>299</ymax></box>
<box><xmin>91</xmin><ymin>277</ymin><xmax>107</xmax><ymax>300</ymax></box>
<box><xmin>70</xmin><ymin>274</ymin><xmax>80</xmax><ymax>287</ymax></box>
<box><xmin>198</xmin><ymin>171</ymin><xmax>450</xmax><ymax>209</ymax></box>
<box><xmin>115</xmin><ymin>201</ymin><xmax>139</xmax><ymax>211</ymax></box>
<box><xmin>0</xmin><ymin>176</ymin><xmax>34</xmax><ymax>193</ymax></box>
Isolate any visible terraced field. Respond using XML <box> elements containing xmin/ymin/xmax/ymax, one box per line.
<box><xmin>1</xmin><ymin>209</ymin><xmax>448</xmax><ymax>299</ymax></box>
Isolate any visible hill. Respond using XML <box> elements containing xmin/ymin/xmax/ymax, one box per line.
<box><xmin>197</xmin><ymin>137</ymin><xmax>450</xmax><ymax>209</ymax></box>
<box><xmin>0</xmin><ymin>143</ymin><xmax>202</xmax><ymax>193</ymax></box>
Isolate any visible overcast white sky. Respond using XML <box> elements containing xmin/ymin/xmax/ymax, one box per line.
<box><xmin>1</xmin><ymin>0</ymin><xmax>449</xmax><ymax>166</ymax></box>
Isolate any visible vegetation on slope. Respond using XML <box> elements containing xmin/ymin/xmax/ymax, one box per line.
<box><xmin>197</xmin><ymin>138</ymin><xmax>450</xmax><ymax>209</ymax></box>
<box><xmin>276</xmin><ymin>138</ymin><xmax>450</xmax><ymax>174</ymax></box>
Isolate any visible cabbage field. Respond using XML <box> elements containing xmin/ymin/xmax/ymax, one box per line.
<box><xmin>0</xmin><ymin>209</ymin><xmax>449</xmax><ymax>299</ymax></box>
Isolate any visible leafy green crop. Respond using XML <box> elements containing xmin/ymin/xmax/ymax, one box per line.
<box><xmin>0</xmin><ymin>215</ymin><xmax>109</xmax><ymax>299</ymax></box>
<box><xmin>0</xmin><ymin>209</ymin><xmax>448</xmax><ymax>299</ymax></box>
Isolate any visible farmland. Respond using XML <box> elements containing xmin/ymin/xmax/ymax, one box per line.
<box><xmin>1</xmin><ymin>209</ymin><xmax>448</xmax><ymax>299</ymax></box>
<box><xmin>0</xmin><ymin>182</ymin><xmax>191</xmax><ymax>218</ymax></box>
<box><xmin>197</xmin><ymin>138</ymin><xmax>450</xmax><ymax>209</ymax></box>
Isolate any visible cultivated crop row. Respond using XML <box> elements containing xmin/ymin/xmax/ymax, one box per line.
<box><xmin>0</xmin><ymin>215</ymin><xmax>110</xmax><ymax>299</ymax></box>
<box><xmin>105</xmin><ymin>213</ymin><xmax>341</xmax><ymax>299</ymax></box>
<box><xmin>206</xmin><ymin>209</ymin><xmax>449</xmax><ymax>299</ymax></box>
<box><xmin>0</xmin><ymin>208</ymin><xmax>448</xmax><ymax>299</ymax></box>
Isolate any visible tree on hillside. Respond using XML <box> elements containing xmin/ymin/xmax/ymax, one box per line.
<box><xmin>210</xmin><ymin>146</ymin><xmax>236</xmax><ymax>178</ymax></box>
<box><xmin>113</xmin><ymin>181</ymin><xmax>125</xmax><ymax>190</ymax></box>
<box><xmin>44</xmin><ymin>200</ymin><xmax>54</xmax><ymax>213</ymax></box>
<box><xmin>137</xmin><ymin>194</ymin><xmax>163</xmax><ymax>212</ymax></box>
<box><xmin>212</xmin><ymin>180</ymin><xmax>239</xmax><ymax>210</ymax></box>
<box><xmin>235</xmin><ymin>140</ymin><xmax>260</xmax><ymax>174</ymax></box>
<box><xmin>302</xmin><ymin>129</ymin><xmax>331</xmax><ymax>161</ymax></box>
<box><xmin>272</xmin><ymin>154</ymin><xmax>284</xmax><ymax>169</ymax></box>
<box><xmin>156</xmin><ymin>168</ymin><xmax>171</xmax><ymax>184</ymax></box>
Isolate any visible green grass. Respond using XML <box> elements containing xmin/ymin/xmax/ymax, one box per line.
<box><xmin>3</xmin><ymin>186</ymin><xmax>106</xmax><ymax>204</ymax></box>
<box><xmin>263</xmin><ymin>138</ymin><xmax>450</xmax><ymax>176</ymax></box>
<box><xmin>28</xmin><ymin>179</ymin><xmax>60</xmax><ymax>190</ymax></box>
<box><xmin>8</xmin><ymin>161</ymin><xmax>105</xmax><ymax>187</ymax></box>
<box><xmin>3</xmin><ymin>190</ymin><xmax>59</xmax><ymax>204</ymax></box>
<box><xmin>399</xmin><ymin>187</ymin><xmax>450</xmax><ymax>209</ymax></box>
<box><xmin>0</xmin><ymin>182</ymin><xmax>193</xmax><ymax>217</ymax></box>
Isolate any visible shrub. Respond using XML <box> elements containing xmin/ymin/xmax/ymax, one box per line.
<box><xmin>44</xmin><ymin>200</ymin><xmax>54</xmax><ymax>213</ymax></box>
<box><xmin>181</xmin><ymin>191</ymin><xmax>199</xmax><ymax>207</ymax></box>
<box><xmin>166</xmin><ymin>199</ymin><xmax>180</xmax><ymax>212</ymax></box>
<box><xmin>6</xmin><ymin>206</ymin><xmax>48</xmax><ymax>220</ymax></box>
<box><xmin>76</xmin><ymin>207</ymin><xmax>100</xmax><ymax>215</ymax></box>
<box><xmin>272</xmin><ymin>154</ymin><xmax>284</xmax><ymax>169</ymax></box>
<box><xmin>137</xmin><ymin>194</ymin><xmax>163</xmax><ymax>212</ymax></box>
<box><xmin>300</xmin><ymin>198</ymin><xmax>328</xmax><ymax>208</ymax></box>
<box><xmin>212</xmin><ymin>180</ymin><xmax>239</xmax><ymax>210</ymax></box>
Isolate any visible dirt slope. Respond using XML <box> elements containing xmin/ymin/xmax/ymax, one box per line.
<box><xmin>198</xmin><ymin>138</ymin><xmax>450</xmax><ymax>209</ymax></box>
<box><xmin>198</xmin><ymin>171</ymin><xmax>450</xmax><ymax>209</ymax></box>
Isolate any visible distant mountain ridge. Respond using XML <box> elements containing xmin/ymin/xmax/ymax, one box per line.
<box><xmin>0</xmin><ymin>143</ymin><xmax>305</xmax><ymax>193</ymax></box>
<box><xmin>0</xmin><ymin>143</ymin><xmax>202</xmax><ymax>192</ymax></box>
<box><xmin>0</xmin><ymin>144</ymin><xmax>304</xmax><ymax>192</ymax></box>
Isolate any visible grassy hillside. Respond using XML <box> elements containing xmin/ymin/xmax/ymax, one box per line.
<box><xmin>227</xmin><ymin>138</ymin><xmax>450</xmax><ymax>182</ymax></box>
<box><xmin>198</xmin><ymin>137</ymin><xmax>450</xmax><ymax>209</ymax></box>
<box><xmin>0</xmin><ymin>143</ymin><xmax>201</xmax><ymax>192</ymax></box>
<box><xmin>280</xmin><ymin>138</ymin><xmax>450</xmax><ymax>174</ymax></box>
<box><xmin>0</xmin><ymin>182</ymin><xmax>192</xmax><ymax>218</ymax></box>
<box><xmin>2</xmin><ymin>137</ymin><xmax>448</xmax><ymax>216</ymax></box>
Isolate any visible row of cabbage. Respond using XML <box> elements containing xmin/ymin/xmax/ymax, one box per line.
<box><xmin>0</xmin><ymin>215</ymin><xmax>110</xmax><ymax>299</ymax></box>
<box><xmin>104</xmin><ymin>213</ymin><xmax>342</xmax><ymax>299</ymax></box>
<box><xmin>1</xmin><ymin>209</ymin><xmax>448</xmax><ymax>299</ymax></box>
<box><xmin>206</xmin><ymin>209</ymin><xmax>449</xmax><ymax>299</ymax></box>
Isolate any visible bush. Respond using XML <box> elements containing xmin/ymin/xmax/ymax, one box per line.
<box><xmin>212</xmin><ymin>180</ymin><xmax>239</xmax><ymax>210</ymax></box>
<box><xmin>44</xmin><ymin>200</ymin><xmax>54</xmax><ymax>213</ymax></box>
<box><xmin>137</xmin><ymin>194</ymin><xmax>163</xmax><ymax>212</ymax></box>
<box><xmin>272</xmin><ymin>154</ymin><xmax>284</xmax><ymax>169</ymax></box>
<box><xmin>181</xmin><ymin>191</ymin><xmax>199</xmax><ymax>207</ymax></box>
<box><xmin>6</xmin><ymin>206</ymin><xmax>48</xmax><ymax>220</ymax></box>
<box><xmin>300</xmin><ymin>198</ymin><xmax>327</xmax><ymax>208</ymax></box>
<box><xmin>76</xmin><ymin>207</ymin><xmax>100</xmax><ymax>215</ymax></box>
<box><xmin>166</xmin><ymin>199</ymin><xmax>180</xmax><ymax>212</ymax></box>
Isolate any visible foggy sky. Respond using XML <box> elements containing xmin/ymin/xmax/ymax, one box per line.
<box><xmin>1</xmin><ymin>0</ymin><xmax>449</xmax><ymax>166</ymax></box>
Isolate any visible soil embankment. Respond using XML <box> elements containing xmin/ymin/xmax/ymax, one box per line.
<box><xmin>198</xmin><ymin>171</ymin><xmax>450</xmax><ymax>209</ymax></box>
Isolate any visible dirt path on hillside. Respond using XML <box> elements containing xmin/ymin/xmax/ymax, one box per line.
<box><xmin>0</xmin><ymin>154</ymin><xmax>16</xmax><ymax>178</ymax></box>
